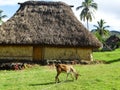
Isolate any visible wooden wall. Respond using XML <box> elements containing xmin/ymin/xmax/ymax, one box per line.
<box><xmin>44</xmin><ymin>47</ymin><xmax>93</xmax><ymax>61</ymax></box>
<box><xmin>33</xmin><ymin>46</ymin><xmax>43</xmax><ymax>61</ymax></box>
<box><xmin>0</xmin><ymin>45</ymin><xmax>33</xmax><ymax>60</ymax></box>
<box><xmin>0</xmin><ymin>45</ymin><xmax>43</xmax><ymax>61</ymax></box>
<box><xmin>0</xmin><ymin>45</ymin><xmax>93</xmax><ymax>61</ymax></box>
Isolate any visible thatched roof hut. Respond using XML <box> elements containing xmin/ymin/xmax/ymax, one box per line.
<box><xmin>0</xmin><ymin>1</ymin><xmax>102</xmax><ymax>62</ymax></box>
<box><xmin>105</xmin><ymin>35</ymin><xmax>120</xmax><ymax>50</ymax></box>
<box><xmin>0</xmin><ymin>1</ymin><xmax>101</xmax><ymax>48</ymax></box>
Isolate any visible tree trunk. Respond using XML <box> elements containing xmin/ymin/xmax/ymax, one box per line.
<box><xmin>87</xmin><ymin>20</ymin><xmax>89</xmax><ymax>30</ymax></box>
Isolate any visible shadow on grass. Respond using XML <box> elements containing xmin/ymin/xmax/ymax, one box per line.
<box><xmin>106</xmin><ymin>58</ymin><xmax>120</xmax><ymax>64</ymax></box>
<box><xmin>29</xmin><ymin>80</ymin><xmax>73</xmax><ymax>86</ymax></box>
<box><xmin>29</xmin><ymin>82</ymin><xmax>55</xmax><ymax>86</ymax></box>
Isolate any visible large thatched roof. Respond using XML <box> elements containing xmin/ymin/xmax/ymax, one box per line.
<box><xmin>0</xmin><ymin>1</ymin><xmax>102</xmax><ymax>48</ymax></box>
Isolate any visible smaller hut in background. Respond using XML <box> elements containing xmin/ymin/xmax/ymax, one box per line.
<box><xmin>104</xmin><ymin>35</ymin><xmax>120</xmax><ymax>50</ymax></box>
<box><xmin>0</xmin><ymin>1</ymin><xmax>102</xmax><ymax>64</ymax></box>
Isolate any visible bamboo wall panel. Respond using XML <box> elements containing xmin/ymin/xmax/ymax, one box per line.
<box><xmin>77</xmin><ymin>48</ymin><xmax>93</xmax><ymax>61</ymax></box>
<box><xmin>0</xmin><ymin>45</ymin><xmax>33</xmax><ymax>60</ymax></box>
<box><xmin>44</xmin><ymin>47</ymin><xmax>93</xmax><ymax>61</ymax></box>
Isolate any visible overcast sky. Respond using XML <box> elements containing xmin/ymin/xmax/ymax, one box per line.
<box><xmin>0</xmin><ymin>0</ymin><xmax>120</xmax><ymax>31</ymax></box>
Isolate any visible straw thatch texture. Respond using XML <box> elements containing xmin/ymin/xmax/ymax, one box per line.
<box><xmin>0</xmin><ymin>1</ymin><xmax>102</xmax><ymax>48</ymax></box>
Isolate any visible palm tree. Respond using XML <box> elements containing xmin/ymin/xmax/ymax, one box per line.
<box><xmin>76</xmin><ymin>0</ymin><xmax>98</xmax><ymax>29</ymax></box>
<box><xmin>0</xmin><ymin>10</ymin><xmax>7</xmax><ymax>24</ymax></box>
<box><xmin>92</xmin><ymin>19</ymin><xmax>110</xmax><ymax>42</ymax></box>
<box><xmin>93</xmin><ymin>19</ymin><xmax>110</xmax><ymax>36</ymax></box>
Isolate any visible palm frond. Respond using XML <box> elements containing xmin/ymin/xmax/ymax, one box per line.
<box><xmin>93</xmin><ymin>25</ymin><xmax>99</xmax><ymax>29</ymax></box>
<box><xmin>103</xmin><ymin>25</ymin><xmax>110</xmax><ymax>29</ymax></box>
<box><xmin>1</xmin><ymin>15</ymin><xmax>7</xmax><ymax>18</ymax></box>
<box><xmin>76</xmin><ymin>6</ymin><xmax>83</xmax><ymax>10</ymax></box>
<box><xmin>91</xmin><ymin>3</ymin><xmax>98</xmax><ymax>10</ymax></box>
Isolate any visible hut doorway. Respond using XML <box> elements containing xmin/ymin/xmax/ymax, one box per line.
<box><xmin>33</xmin><ymin>46</ymin><xmax>43</xmax><ymax>61</ymax></box>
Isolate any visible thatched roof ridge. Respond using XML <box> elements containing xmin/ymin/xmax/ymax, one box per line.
<box><xmin>18</xmin><ymin>1</ymin><xmax>67</xmax><ymax>6</ymax></box>
<box><xmin>0</xmin><ymin>1</ymin><xmax>102</xmax><ymax>48</ymax></box>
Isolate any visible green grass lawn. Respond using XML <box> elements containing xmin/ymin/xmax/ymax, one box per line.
<box><xmin>0</xmin><ymin>49</ymin><xmax>120</xmax><ymax>90</ymax></box>
<box><xmin>93</xmin><ymin>48</ymin><xmax>120</xmax><ymax>62</ymax></box>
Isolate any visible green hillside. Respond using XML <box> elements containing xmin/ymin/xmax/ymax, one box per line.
<box><xmin>110</xmin><ymin>31</ymin><xmax>120</xmax><ymax>38</ymax></box>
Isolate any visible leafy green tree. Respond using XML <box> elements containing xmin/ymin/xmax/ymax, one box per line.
<box><xmin>92</xmin><ymin>19</ymin><xmax>110</xmax><ymax>42</ymax></box>
<box><xmin>0</xmin><ymin>10</ymin><xmax>7</xmax><ymax>24</ymax></box>
<box><xmin>76</xmin><ymin>0</ymin><xmax>98</xmax><ymax>29</ymax></box>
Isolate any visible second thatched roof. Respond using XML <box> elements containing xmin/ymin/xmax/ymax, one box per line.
<box><xmin>0</xmin><ymin>1</ymin><xmax>102</xmax><ymax>48</ymax></box>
